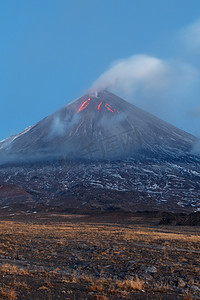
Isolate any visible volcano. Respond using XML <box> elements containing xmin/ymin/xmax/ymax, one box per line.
<box><xmin>1</xmin><ymin>91</ymin><xmax>200</xmax><ymax>212</ymax></box>
<box><xmin>0</xmin><ymin>90</ymin><xmax>198</xmax><ymax>164</ymax></box>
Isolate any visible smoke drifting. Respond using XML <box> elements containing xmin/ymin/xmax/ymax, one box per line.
<box><xmin>48</xmin><ymin>113</ymin><xmax>80</xmax><ymax>138</ymax></box>
<box><xmin>90</xmin><ymin>20</ymin><xmax>200</xmax><ymax>142</ymax></box>
<box><xmin>91</xmin><ymin>55</ymin><xmax>170</xmax><ymax>93</ymax></box>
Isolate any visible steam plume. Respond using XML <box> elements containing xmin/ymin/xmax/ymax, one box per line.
<box><xmin>89</xmin><ymin>20</ymin><xmax>200</xmax><ymax>142</ymax></box>
<box><xmin>91</xmin><ymin>55</ymin><xmax>170</xmax><ymax>93</ymax></box>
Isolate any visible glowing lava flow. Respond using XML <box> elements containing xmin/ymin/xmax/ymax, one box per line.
<box><xmin>77</xmin><ymin>98</ymin><xmax>91</xmax><ymax>113</ymax></box>
<box><xmin>98</xmin><ymin>101</ymin><xmax>102</xmax><ymax>110</ymax></box>
<box><xmin>104</xmin><ymin>103</ymin><xmax>119</xmax><ymax>113</ymax></box>
<box><xmin>105</xmin><ymin>103</ymin><xmax>114</xmax><ymax>113</ymax></box>
<box><xmin>77</xmin><ymin>98</ymin><xmax>120</xmax><ymax>114</ymax></box>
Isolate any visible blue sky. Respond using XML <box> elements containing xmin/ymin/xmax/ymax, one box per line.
<box><xmin>1</xmin><ymin>0</ymin><xmax>200</xmax><ymax>140</ymax></box>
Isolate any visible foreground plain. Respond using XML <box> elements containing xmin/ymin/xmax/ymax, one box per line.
<box><xmin>0</xmin><ymin>211</ymin><xmax>199</xmax><ymax>299</ymax></box>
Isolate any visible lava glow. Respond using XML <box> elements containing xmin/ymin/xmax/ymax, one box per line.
<box><xmin>98</xmin><ymin>101</ymin><xmax>102</xmax><ymax>110</ymax></box>
<box><xmin>105</xmin><ymin>103</ymin><xmax>114</xmax><ymax>113</ymax></box>
<box><xmin>77</xmin><ymin>98</ymin><xmax>91</xmax><ymax>113</ymax></box>
<box><xmin>76</xmin><ymin>97</ymin><xmax>120</xmax><ymax>114</ymax></box>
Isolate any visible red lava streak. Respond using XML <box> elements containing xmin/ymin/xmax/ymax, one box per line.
<box><xmin>105</xmin><ymin>103</ymin><xmax>114</xmax><ymax>113</ymax></box>
<box><xmin>77</xmin><ymin>98</ymin><xmax>91</xmax><ymax>113</ymax></box>
<box><xmin>98</xmin><ymin>102</ymin><xmax>102</xmax><ymax>110</ymax></box>
<box><xmin>77</xmin><ymin>98</ymin><xmax>120</xmax><ymax>114</ymax></box>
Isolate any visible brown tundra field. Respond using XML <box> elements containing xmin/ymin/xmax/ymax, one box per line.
<box><xmin>0</xmin><ymin>211</ymin><xmax>199</xmax><ymax>300</ymax></box>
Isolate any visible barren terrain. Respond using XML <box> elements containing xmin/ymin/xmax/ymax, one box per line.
<box><xmin>0</xmin><ymin>211</ymin><xmax>199</xmax><ymax>299</ymax></box>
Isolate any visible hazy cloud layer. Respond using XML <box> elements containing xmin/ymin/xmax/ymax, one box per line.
<box><xmin>48</xmin><ymin>113</ymin><xmax>80</xmax><ymax>138</ymax></box>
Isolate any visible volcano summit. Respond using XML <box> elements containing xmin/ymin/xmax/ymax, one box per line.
<box><xmin>0</xmin><ymin>91</ymin><xmax>200</xmax><ymax>212</ymax></box>
<box><xmin>0</xmin><ymin>91</ymin><xmax>198</xmax><ymax>164</ymax></box>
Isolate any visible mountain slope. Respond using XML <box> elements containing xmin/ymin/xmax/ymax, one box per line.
<box><xmin>0</xmin><ymin>158</ymin><xmax>200</xmax><ymax>212</ymax></box>
<box><xmin>0</xmin><ymin>90</ymin><xmax>198</xmax><ymax>164</ymax></box>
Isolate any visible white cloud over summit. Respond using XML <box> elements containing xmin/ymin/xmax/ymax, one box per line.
<box><xmin>90</xmin><ymin>19</ymin><xmax>200</xmax><ymax>139</ymax></box>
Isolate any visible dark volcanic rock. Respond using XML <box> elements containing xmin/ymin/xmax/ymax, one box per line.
<box><xmin>159</xmin><ymin>211</ymin><xmax>200</xmax><ymax>226</ymax></box>
<box><xmin>0</xmin><ymin>184</ymin><xmax>33</xmax><ymax>205</ymax></box>
<box><xmin>0</xmin><ymin>158</ymin><xmax>200</xmax><ymax>212</ymax></box>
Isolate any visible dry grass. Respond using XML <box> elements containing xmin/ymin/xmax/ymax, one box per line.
<box><xmin>95</xmin><ymin>296</ymin><xmax>109</xmax><ymax>300</ymax></box>
<box><xmin>0</xmin><ymin>263</ymin><xmax>28</xmax><ymax>275</ymax></box>
<box><xmin>87</xmin><ymin>274</ymin><xmax>143</xmax><ymax>296</ymax></box>
<box><xmin>116</xmin><ymin>276</ymin><xmax>143</xmax><ymax>291</ymax></box>
<box><xmin>88</xmin><ymin>283</ymin><xmax>104</xmax><ymax>292</ymax></box>
<box><xmin>8</xmin><ymin>280</ymin><xmax>29</xmax><ymax>290</ymax></box>
<box><xmin>0</xmin><ymin>213</ymin><xmax>199</xmax><ymax>299</ymax></box>
<box><xmin>0</xmin><ymin>288</ymin><xmax>17</xmax><ymax>300</ymax></box>
<box><xmin>153</xmin><ymin>281</ymin><xmax>171</xmax><ymax>293</ymax></box>
<box><xmin>38</xmin><ymin>286</ymin><xmax>49</xmax><ymax>290</ymax></box>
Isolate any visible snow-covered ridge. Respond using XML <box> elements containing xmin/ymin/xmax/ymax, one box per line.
<box><xmin>0</xmin><ymin>125</ymin><xmax>34</xmax><ymax>150</ymax></box>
